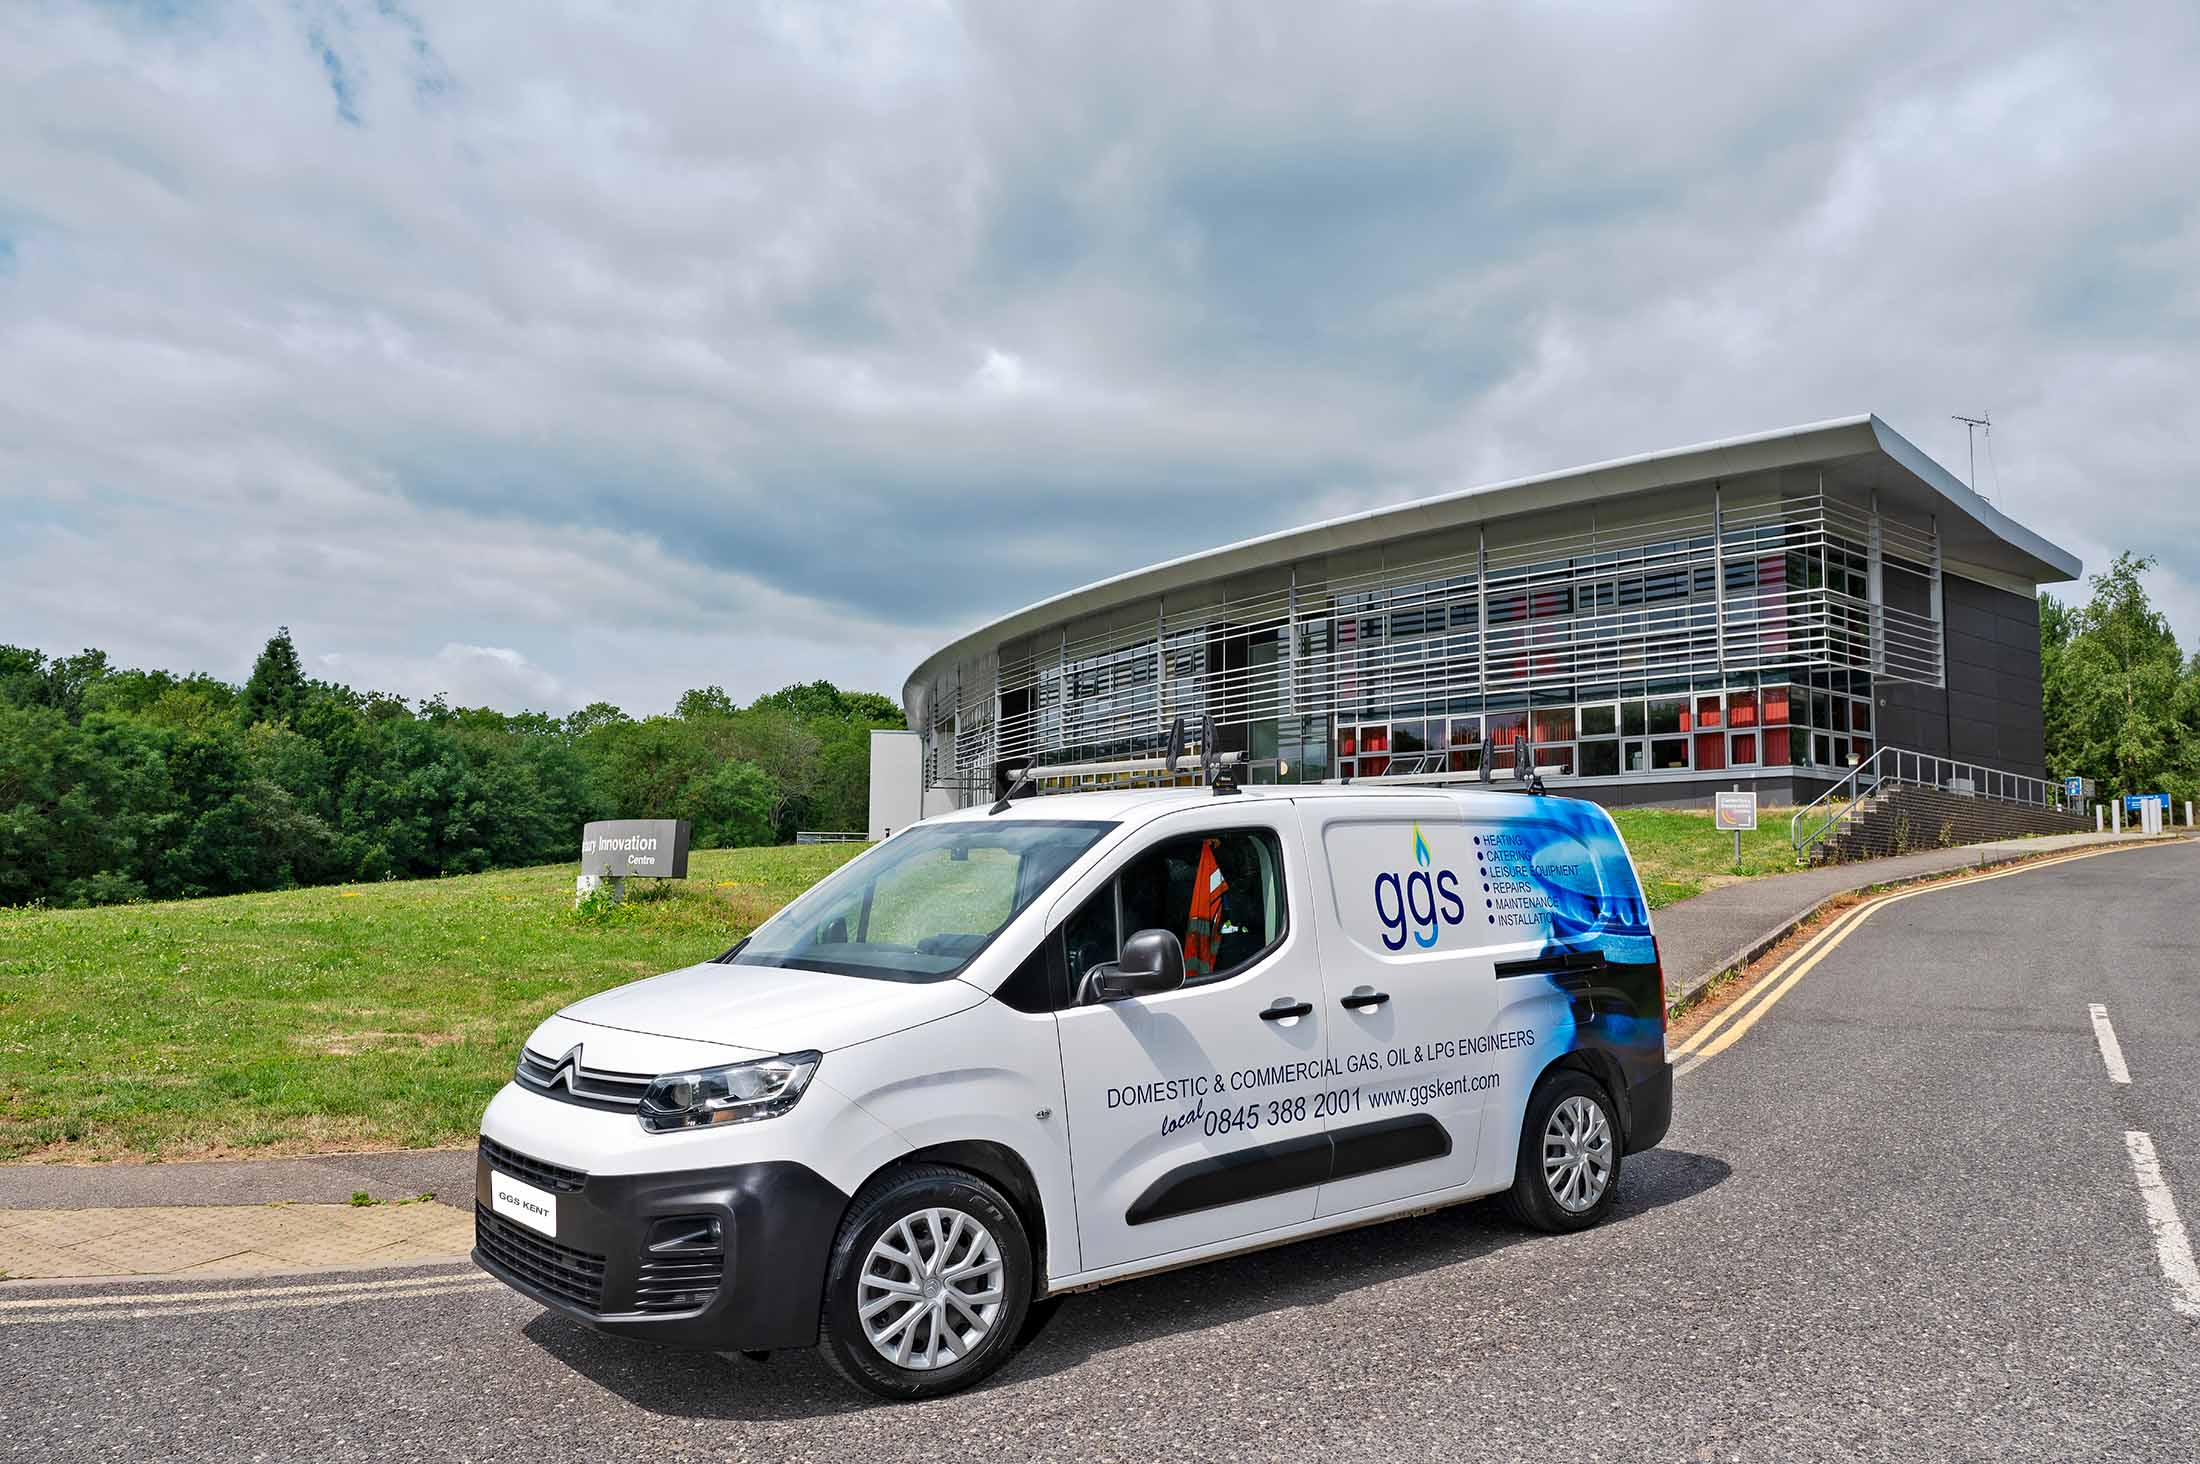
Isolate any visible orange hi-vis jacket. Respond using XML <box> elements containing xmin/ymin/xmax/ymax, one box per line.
<box><xmin>1185</xmin><ymin>839</ymin><xmax>1229</xmax><ymax>978</ymax></box>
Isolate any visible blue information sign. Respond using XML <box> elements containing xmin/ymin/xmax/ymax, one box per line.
<box><xmin>2065</xmin><ymin>777</ymin><xmax>2083</xmax><ymax>798</ymax></box>
<box><xmin>2123</xmin><ymin>793</ymin><xmax>2168</xmax><ymax>813</ymax></box>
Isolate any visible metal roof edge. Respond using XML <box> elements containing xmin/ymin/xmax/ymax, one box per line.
<box><xmin>1864</xmin><ymin>415</ymin><xmax>2083</xmax><ymax>585</ymax></box>
<box><xmin>904</xmin><ymin>414</ymin><xmax>2078</xmax><ymax>708</ymax></box>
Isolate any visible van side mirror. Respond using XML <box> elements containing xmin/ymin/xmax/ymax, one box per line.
<box><xmin>1079</xmin><ymin>928</ymin><xmax>1187</xmax><ymax>1004</ymax></box>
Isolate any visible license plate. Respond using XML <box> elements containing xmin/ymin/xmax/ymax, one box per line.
<box><xmin>489</xmin><ymin>1170</ymin><xmax>558</xmax><ymax>1238</ymax></box>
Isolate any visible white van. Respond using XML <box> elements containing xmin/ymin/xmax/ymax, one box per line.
<box><xmin>475</xmin><ymin>784</ymin><xmax>1671</xmax><ymax>1399</ymax></box>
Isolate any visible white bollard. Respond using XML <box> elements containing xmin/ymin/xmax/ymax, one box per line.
<box><xmin>2113</xmin><ymin>801</ymin><xmax>2123</xmax><ymax>834</ymax></box>
<box><xmin>2187</xmin><ymin>800</ymin><xmax>2193</xmax><ymax>828</ymax></box>
<box><xmin>2096</xmin><ymin>804</ymin><xmax>2105</xmax><ymax>833</ymax></box>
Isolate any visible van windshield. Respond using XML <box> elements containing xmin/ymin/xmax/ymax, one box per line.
<box><xmin>732</xmin><ymin>820</ymin><xmax>1115</xmax><ymax>983</ymax></box>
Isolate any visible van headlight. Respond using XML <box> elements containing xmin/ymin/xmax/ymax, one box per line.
<box><xmin>637</xmin><ymin>1051</ymin><xmax>822</xmax><ymax>1133</ymax></box>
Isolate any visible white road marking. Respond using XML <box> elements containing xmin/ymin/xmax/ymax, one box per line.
<box><xmin>2122</xmin><ymin>1131</ymin><xmax>2200</xmax><ymax>1320</ymax></box>
<box><xmin>0</xmin><ymin>1277</ymin><xmax>501</xmax><ymax>1327</ymax></box>
<box><xmin>0</xmin><ymin>1266</ymin><xmax>480</xmax><ymax>1311</ymax></box>
<box><xmin>2089</xmin><ymin>1003</ymin><xmax>2132</xmax><ymax>1085</ymax></box>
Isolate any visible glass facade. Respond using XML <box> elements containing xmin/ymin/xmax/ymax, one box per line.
<box><xmin>923</xmin><ymin>487</ymin><xmax>1944</xmax><ymax>804</ymax></box>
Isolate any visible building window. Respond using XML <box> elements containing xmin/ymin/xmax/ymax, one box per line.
<box><xmin>1359</xmin><ymin>724</ymin><xmax>1390</xmax><ymax>777</ymax></box>
<box><xmin>1447</xmin><ymin>716</ymin><xmax>1482</xmax><ymax>773</ymax></box>
<box><xmin>1487</xmin><ymin>712</ymin><xmax>1528</xmax><ymax>773</ymax></box>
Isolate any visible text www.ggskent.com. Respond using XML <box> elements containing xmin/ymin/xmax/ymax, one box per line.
<box><xmin>1366</xmin><ymin>1072</ymin><xmax>1501</xmax><ymax>1109</ymax></box>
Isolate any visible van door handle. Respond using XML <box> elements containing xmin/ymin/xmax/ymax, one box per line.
<box><xmin>1339</xmin><ymin>988</ymin><xmax>1390</xmax><ymax>1011</ymax></box>
<box><xmin>1259</xmin><ymin>999</ymin><xmax>1314</xmax><ymax>1022</ymax></box>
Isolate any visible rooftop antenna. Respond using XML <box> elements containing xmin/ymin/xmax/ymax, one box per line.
<box><xmin>989</xmin><ymin>762</ymin><xmax>1037</xmax><ymax>814</ymax></box>
<box><xmin>1952</xmin><ymin>412</ymin><xmax>1991</xmax><ymax>500</ymax></box>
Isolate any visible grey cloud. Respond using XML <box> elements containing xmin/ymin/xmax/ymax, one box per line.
<box><xmin>2</xmin><ymin>0</ymin><xmax>2197</xmax><ymax>714</ymax></box>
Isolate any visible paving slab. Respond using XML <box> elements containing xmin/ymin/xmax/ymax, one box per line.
<box><xmin>0</xmin><ymin>1201</ymin><xmax>474</xmax><ymax>1281</ymax></box>
<box><xmin>1652</xmin><ymin>827</ymin><xmax>2186</xmax><ymax>1003</ymax></box>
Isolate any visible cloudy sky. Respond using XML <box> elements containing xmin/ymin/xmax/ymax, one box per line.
<box><xmin>4</xmin><ymin>1</ymin><xmax>2196</xmax><ymax>715</ymax></box>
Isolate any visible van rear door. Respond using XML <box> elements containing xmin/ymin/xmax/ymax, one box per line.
<box><xmin>1298</xmin><ymin>796</ymin><xmax>1499</xmax><ymax>1220</ymax></box>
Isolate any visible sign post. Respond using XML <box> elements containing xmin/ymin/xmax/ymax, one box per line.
<box><xmin>1713</xmin><ymin>788</ymin><xmax>1758</xmax><ymax>868</ymax></box>
<box><xmin>577</xmin><ymin>819</ymin><xmax>691</xmax><ymax>906</ymax></box>
<box><xmin>2122</xmin><ymin>793</ymin><xmax>2169</xmax><ymax>837</ymax></box>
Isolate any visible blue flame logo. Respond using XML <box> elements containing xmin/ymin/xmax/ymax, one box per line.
<box><xmin>1411</xmin><ymin>821</ymin><xmax>1431</xmax><ymax>868</ymax></box>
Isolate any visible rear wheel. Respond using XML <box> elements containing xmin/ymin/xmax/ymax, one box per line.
<box><xmin>817</xmin><ymin>1164</ymin><xmax>1033</xmax><ymax>1401</ymax></box>
<box><xmin>1506</xmin><ymin>1069</ymin><xmax>1622</xmax><ymax>1232</ymax></box>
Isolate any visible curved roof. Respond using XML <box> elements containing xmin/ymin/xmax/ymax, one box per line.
<box><xmin>905</xmin><ymin>413</ymin><xmax>2082</xmax><ymax>707</ymax></box>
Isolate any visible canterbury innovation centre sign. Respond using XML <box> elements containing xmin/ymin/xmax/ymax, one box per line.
<box><xmin>580</xmin><ymin>819</ymin><xmax>691</xmax><ymax>878</ymax></box>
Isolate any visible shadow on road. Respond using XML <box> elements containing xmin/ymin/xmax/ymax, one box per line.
<box><xmin>520</xmin><ymin>1146</ymin><xmax>1732</xmax><ymax>1422</ymax></box>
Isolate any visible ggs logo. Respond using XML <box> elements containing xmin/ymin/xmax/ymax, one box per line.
<box><xmin>1373</xmin><ymin>822</ymin><xmax>1468</xmax><ymax>951</ymax></box>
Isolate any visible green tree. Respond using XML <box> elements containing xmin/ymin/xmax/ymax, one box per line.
<box><xmin>676</xmin><ymin>685</ymin><xmax>738</xmax><ymax>719</ymax></box>
<box><xmin>2042</xmin><ymin>553</ymin><xmax>2196</xmax><ymax>799</ymax></box>
<box><xmin>688</xmin><ymin>760</ymin><xmax>777</xmax><ymax>847</ymax></box>
<box><xmin>0</xmin><ymin>646</ymin><xmax>112</xmax><ymax>721</ymax></box>
<box><xmin>563</xmin><ymin>701</ymin><xmax>630</xmax><ymax>739</ymax></box>
<box><xmin>751</xmin><ymin>679</ymin><xmax>902</xmax><ymax>725</ymax></box>
<box><xmin>240</xmin><ymin>628</ymin><xmax>308</xmax><ymax>727</ymax></box>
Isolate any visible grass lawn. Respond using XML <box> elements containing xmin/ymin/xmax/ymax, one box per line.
<box><xmin>0</xmin><ymin>808</ymin><xmax>1801</xmax><ymax>1163</ymax></box>
<box><xmin>0</xmin><ymin>846</ymin><xmax>863</xmax><ymax>1163</ymax></box>
<box><xmin>1609</xmin><ymin>807</ymin><xmax>1800</xmax><ymax>908</ymax></box>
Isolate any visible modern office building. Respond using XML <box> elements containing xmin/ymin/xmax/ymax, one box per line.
<box><xmin>901</xmin><ymin>416</ymin><xmax>2081</xmax><ymax>811</ymax></box>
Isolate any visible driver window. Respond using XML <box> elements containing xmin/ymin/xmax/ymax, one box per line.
<box><xmin>1085</xmin><ymin>827</ymin><xmax>1286</xmax><ymax>990</ymax></box>
<box><xmin>1061</xmin><ymin>885</ymin><xmax>1119</xmax><ymax>1000</ymax></box>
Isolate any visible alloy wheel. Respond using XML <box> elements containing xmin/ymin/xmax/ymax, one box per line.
<box><xmin>1542</xmin><ymin>1094</ymin><xmax>1614</xmax><ymax>1212</ymax></box>
<box><xmin>857</xmin><ymin>1207</ymin><xmax>1006</xmax><ymax>1370</ymax></box>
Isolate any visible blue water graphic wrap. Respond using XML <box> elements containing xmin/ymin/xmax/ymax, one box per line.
<box><xmin>1481</xmin><ymin>800</ymin><xmax>1662</xmax><ymax>1084</ymax></box>
<box><xmin>1503</xmin><ymin>801</ymin><xmax>1655</xmax><ymax>969</ymax></box>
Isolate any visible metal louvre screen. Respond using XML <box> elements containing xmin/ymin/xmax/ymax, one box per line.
<box><xmin>935</xmin><ymin>490</ymin><xmax>1946</xmax><ymax>801</ymax></box>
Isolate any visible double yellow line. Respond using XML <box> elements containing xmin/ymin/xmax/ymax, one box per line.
<box><xmin>1669</xmin><ymin>844</ymin><xmax>2135</xmax><ymax>1079</ymax></box>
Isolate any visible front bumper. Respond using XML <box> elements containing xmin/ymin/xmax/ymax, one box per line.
<box><xmin>472</xmin><ymin>1140</ymin><xmax>851</xmax><ymax>1352</ymax></box>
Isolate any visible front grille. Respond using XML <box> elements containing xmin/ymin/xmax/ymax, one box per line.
<box><xmin>479</xmin><ymin>1136</ymin><xmax>586</xmax><ymax>1194</ymax></box>
<box><xmin>476</xmin><ymin>1205</ymin><xmax>608</xmax><ymax>1311</ymax></box>
<box><xmin>515</xmin><ymin>1046</ymin><xmax>654</xmax><ymax>1112</ymax></box>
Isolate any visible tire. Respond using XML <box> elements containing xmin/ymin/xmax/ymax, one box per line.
<box><xmin>816</xmin><ymin>1164</ymin><xmax>1034</xmax><ymax>1401</ymax></box>
<box><xmin>1505</xmin><ymin>1068</ymin><xmax>1623</xmax><ymax>1233</ymax></box>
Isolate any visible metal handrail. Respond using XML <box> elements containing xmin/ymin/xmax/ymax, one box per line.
<box><xmin>1790</xmin><ymin>745</ymin><xmax>2061</xmax><ymax>860</ymax></box>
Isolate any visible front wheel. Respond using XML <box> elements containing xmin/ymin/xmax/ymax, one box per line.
<box><xmin>1506</xmin><ymin>1069</ymin><xmax>1622</xmax><ymax>1232</ymax></box>
<box><xmin>817</xmin><ymin>1164</ymin><xmax>1033</xmax><ymax>1401</ymax></box>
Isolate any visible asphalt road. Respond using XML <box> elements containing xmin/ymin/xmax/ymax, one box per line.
<box><xmin>3</xmin><ymin>841</ymin><xmax>2195</xmax><ymax>1462</ymax></box>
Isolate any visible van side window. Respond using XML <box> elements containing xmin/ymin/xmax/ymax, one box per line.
<box><xmin>1113</xmin><ymin>828</ymin><xmax>1286</xmax><ymax>986</ymax></box>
